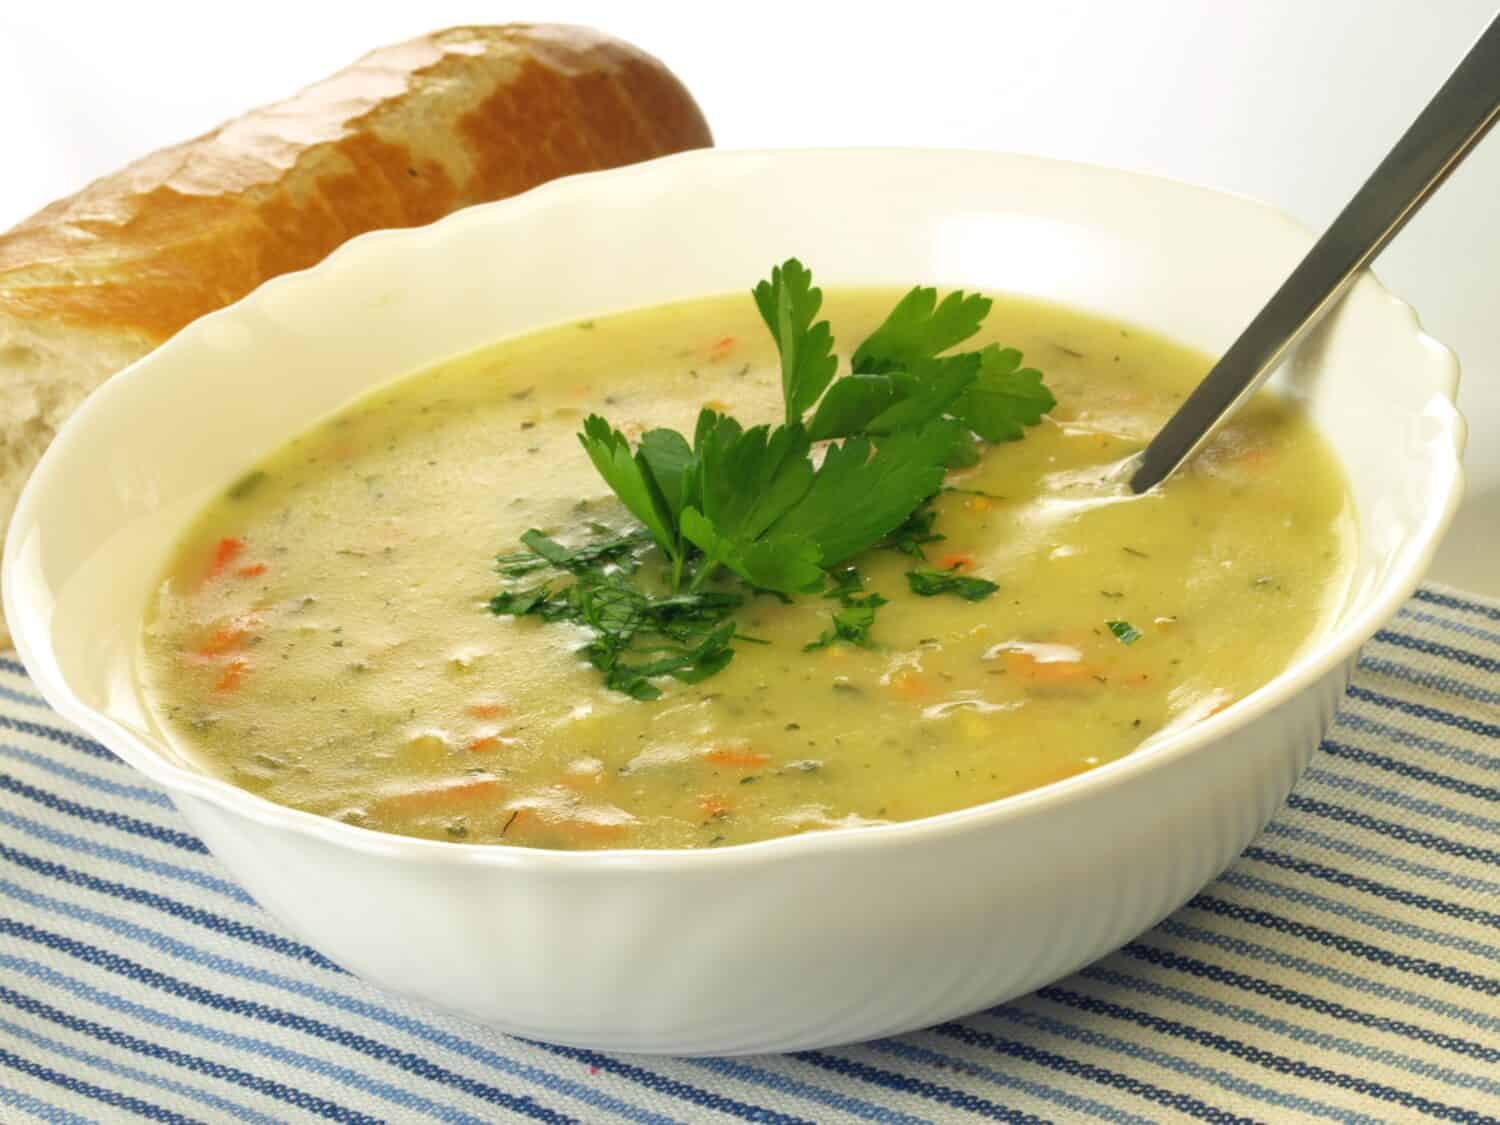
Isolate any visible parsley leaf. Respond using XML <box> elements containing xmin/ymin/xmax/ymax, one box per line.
<box><xmin>767</xmin><ymin>418</ymin><xmax>956</xmax><ymax>572</ymax></box>
<box><xmin>1107</xmin><ymin>620</ymin><xmax>1142</xmax><ymax>645</ymax></box>
<box><xmin>679</xmin><ymin>413</ymin><xmax>821</xmax><ymax>592</ymax></box>
<box><xmin>851</xmin><ymin>286</ymin><xmax>992</xmax><ymax>374</ymax></box>
<box><xmin>636</xmin><ymin>428</ymin><xmax>697</xmax><ymax>520</ymax></box>
<box><xmin>805</xmin><ymin>373</ymin><xmax>898</xmax><ymax>441</ymax></box>
<box><xmin>953</xmin><ymin>346</ymin><xmax>1058</xmax><ymax>442</ymax></box>
<box><xmin>579</xmin><ymin>417</ymin><xmax>680</xmax><ymax>565</ymax></box>
<box><xmin>753</xmin><ymin>259</ymin><xmax>838</xmax><ymax>424</ymax></box>
<box><xmin>906</xmin><ymin>566</ymin><xmax>998</xmax><ymax>601</ymax></box>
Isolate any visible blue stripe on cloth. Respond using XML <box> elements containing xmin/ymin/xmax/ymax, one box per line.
<box><xmin>1077</xmin><ymin>965</ymin><xmax>1500</xmax><ymax>1099</ymax></box>
<box><xmin>1344</xmin><ymin>684</ymin><xmax>1500</xmax><ymax>742</ymax></box>
<box><xmin>0</xmin><ymin>955</ymin><xmax>499</xmax><ymax>1125</ymax></box>
<box><xmin>1258</xmin><ymin>820</ymin><xmax>1500</xmax><ymax>897</ymax></box>
<box><xmin>1118</xmin><ymin>942</ymin><xmax>1498</xmax><ymax>1063</ymax></box>
<box><xmin>1154</xmin><ymin>919</ymin><xmax>1500</xmax><ymax>1036</ymax></box>
<box><xmin>0</xmin><ymin>713</ymin><xmax>119</xmax><ymax>762</ymax></box>
<box><xmin>686</xmin><ymin>1057</ymin><xmax>939</xmax><ymax>1125</ymax></box>
<box><xmin>523</xmin><ymin>1041</ymin><xmax>817</xmax><ymax>1125</ymax></box>
<box><xmin>1213</xmin><ymin>869</ymin><xmax>1500</xmax><ymax>963</ymax></box>
<box><xmin>1186</xmin><ymin>894</ymin><xmax>1500</xmax><ymax>997</ymax></box>
<box><xmin>0</xmin><ymin>1011</ymin><xmax>291</xmax><ymax>1125</ymax></box>
<box><xmin>0</xmin><ymin>1044</ymin><xmax>205</xmax><ymax>1125</ymax></box>
<box><xmin>980</xmin><ymin>1005</ymin><xmax>1376</xmax><ymax>1125</ymax></box>
<box><xmin>0</xmin><ymin>844</ymin><xmax>339</xmax><ymax>969</ymax></box>
<box><xmin>1357</xmin><ymin>655</ymin><xmax>1500</xmax><ymax>709</ymax></box>
<box><xmin>1317</xmin><ymin>739</ymin><xmax>1500</xmax><ymax>804</ymax></box>
<box><xmin>0</xmin><ymin>655</ymin><xmax>29</xmax><ymax>675</ymax></box>
<box><xmin>1397</xmin><ymin>606</ymin><xmax>1500</xmax><ymax>649</ymax></box>
<box><xmin>1371</xmin><ymin>629</ymin><xmax>1500</xmax><ymax>676</ymax></box>
<box><xmin>0</xmin><ymin>885</ymin><xmax>682</xmax><ymax>1125</ymax></box>
<box><xmin>0</xmin><ymin>919</ymin><xmax>582</xmax><ymax>1124</ymax></box>
<box><xmin>0</xmin><ymin>771</ymin><xmax>207</xmax><ymax>853</ymax></box>
<box><xmin>929</xmin><ymin>1021</ymin><xmax>1260</xmax><ymax>1125</ymax></box>
<box><xmin>791</xmin><ymin>1049</ymin><xmax>1050</xmax><ymax>1124</ymax></box>
<box><xmin>0</xmin><ymin>680</ymin><xmax>48</xmax><ymax>708</ymax></box>
<box><xmin>1243</xmin><ymin>846</ymin><xmax>1500</xmax><ymax>928</ymax></box>
<box><xmin>1333</xmin><ymin>710</ymin><xmax>1500</xmax><ymax>773</ymax></box>
<box><xmin>0</xmin><ymin>741</ymin><xmax>176</xmax><ymax>807</ymax></box>
<box><xmin>1412</xmin><ymin>587</ymin><xmax>1500</xmax><ymax>622</ymax></box>
<box><xmin>1284</xmin><ymin>793</ymin><xmax>1500</xmax><ymax>867</ymax></box>
<box><xmin>866</xmin><ymin>1037</ymin><xmax>1159</xmax><ymax>1125</ymax></box>
<box><xmin>1033</xmin><ymin>986</ymin><xmax>1494</xmax><ymax>1124</ymax></box>
<box><xmin>1300</xmin><ymin>766</ymin><xmax>1500</xmax><ymax>838</ymax></box>
<box><xmin>0</xmin><ymin>1084</ymin><xmax>98</xmax><ymax>1125</ymax></box>
<box><xmin>0</xmin><ymin>804</ymin><xmax>256</xmax><ymax>904</ymax></box>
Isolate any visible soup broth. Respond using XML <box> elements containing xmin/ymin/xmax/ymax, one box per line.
<box><xmin>142</xmin><ymin>290</ymin><xmax>1353</xmax><ymax>849</ymax></box>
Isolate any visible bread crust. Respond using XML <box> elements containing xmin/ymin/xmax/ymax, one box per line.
<box><xmin>0</xmin><ymin>24</ymin><xmax>711</xmax><ymax>343</ymax></box>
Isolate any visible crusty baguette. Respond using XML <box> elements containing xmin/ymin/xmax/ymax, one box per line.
<box><xmin>0</xmin><ymin>23</ymin><xmax>711</xmax><ymax>646</ymax></box>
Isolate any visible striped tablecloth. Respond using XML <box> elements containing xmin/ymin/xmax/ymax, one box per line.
<box><xmin>0</xmin><ymin>582</ymin><xmax>1496</xmax><ymax>1124</ymax></box>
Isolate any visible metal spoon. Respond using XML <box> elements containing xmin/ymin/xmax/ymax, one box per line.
<box><xmin>1129</xmin><ymin>13</ymin><xmax>1500</xmax><ymax>494</ymax></box>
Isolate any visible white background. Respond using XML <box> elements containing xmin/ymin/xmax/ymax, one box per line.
<box><xmin>3</xmin><ymin>1</ymin><xmax>1496</xmax><ymax>591</ymax></box>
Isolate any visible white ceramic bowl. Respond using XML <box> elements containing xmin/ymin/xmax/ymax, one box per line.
<box><xmin>3</xmin><ymin>149</ymin><xmax>1464</xmax><ymax>1055</ymax></box>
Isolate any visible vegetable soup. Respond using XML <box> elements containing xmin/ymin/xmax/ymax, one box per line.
<box><xmin>141</xmin><ymin>283</ymin><xmax>1353</xmax><ymax>849</ymax></box>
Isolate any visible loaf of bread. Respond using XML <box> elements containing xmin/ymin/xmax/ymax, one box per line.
<box><xmin>0</xmin><ymin>23</ymin><xmax>712</xmax><ymax>645</ymax></box>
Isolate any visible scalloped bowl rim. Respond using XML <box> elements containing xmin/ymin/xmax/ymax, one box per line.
<box><xmin>4</xmin><ymin>146</ymin><xmax>1466</xmax><ymax>873</ymax></box>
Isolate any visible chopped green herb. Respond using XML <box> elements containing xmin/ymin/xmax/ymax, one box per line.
<box><xmin>490</xmin><ymin>528</ymin><xmax>742</xmax><ymax>699</ymax></box>
<box><xmin>806</xmin><ymin>565</ymin><xmax>887</xmax><ymax>650</ymax></box>
<box><xmin>906</xmin><ymin>567</ymin><xmax>998</xmax><ymax>601</ymax></box>
<box><xmin>880</xmin><ymin>499</ymin><xmax>944</xmax><ymax>559</ymax></box>
<box><xmin>1107</xmin><ymin>620</ymin><xmax>1143</xmax><ymax>645</ymax></box>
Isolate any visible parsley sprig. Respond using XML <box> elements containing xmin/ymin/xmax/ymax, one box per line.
<box><xmin>490</xmin><ymin>260</ymin><xmax>1055</xmax><ymax>697</ymax></box>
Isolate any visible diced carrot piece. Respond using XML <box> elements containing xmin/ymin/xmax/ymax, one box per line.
<box><xmin>709</xmin><ymin>335</ymin><xmax>736</xmax><ymax>360</ymax></box>
<box><xmin>197</xmin><ymin>624</ymin><xmax>249</xmax><ymax>658</ymax></box>
<box><xmin>189</xmin><ymin>612</ymin><xmax>262</xmax><ymax>662</ymax></box>
<box><xmin>466</xmin><ymin>702</ymin><xmax>508</xmax><ymax>719</ymax></box>
<box><xmin>699</xmin><ymin>794</ymin><xmax>731</xmax><ymax>818</ymax></box>
<box><xmin>888</xmin><ymin>669</ymin><xmax>930</xmax><ymax>699</ymax></box>
<box><xmin>466</xmin><ymin>735</ymin><xmax>503</xmax><ymax>753</ymax></box>
<box><xmin>1002</xmin><ymin>651</ymin><xmax>1100</xmax><ymax>686</ymax></box>
<box><xmin>372</xmin><ymin>778</ymin><xmax>504</xmax><ymax>816</ymax></box>
<box><xmin>214</xmin><ymin>659</ymin><xmax>249</xmax><ymax>693</ymax></box>
<box><xmin>939</xmin><ymin>552</ymin><xmax>975</xmax><ymax>571</ymax></box>
<box><xmin>236</xmin><ymin>563</ymin><xmax>269</xmax><ymax>579</ymax></box>
<box><xmin>963</xmin><ymin>496</ymin><xmax>994</xmax><ymax>513</ymax></box>
<box><xmin>703</xmin><ymin>746</ymin><xmax>770</xmax><ymax>769</ymax></box>
<box><xmin>204</xmin><ymin>537</ymin><xmax>244</xmax><ymax>582</ymax></box>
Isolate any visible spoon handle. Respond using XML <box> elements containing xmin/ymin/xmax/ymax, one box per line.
<box><xmin>1130</xmin><ymin>14</ymin><xmax>1500</xmax><ymax>494</ymax></box>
